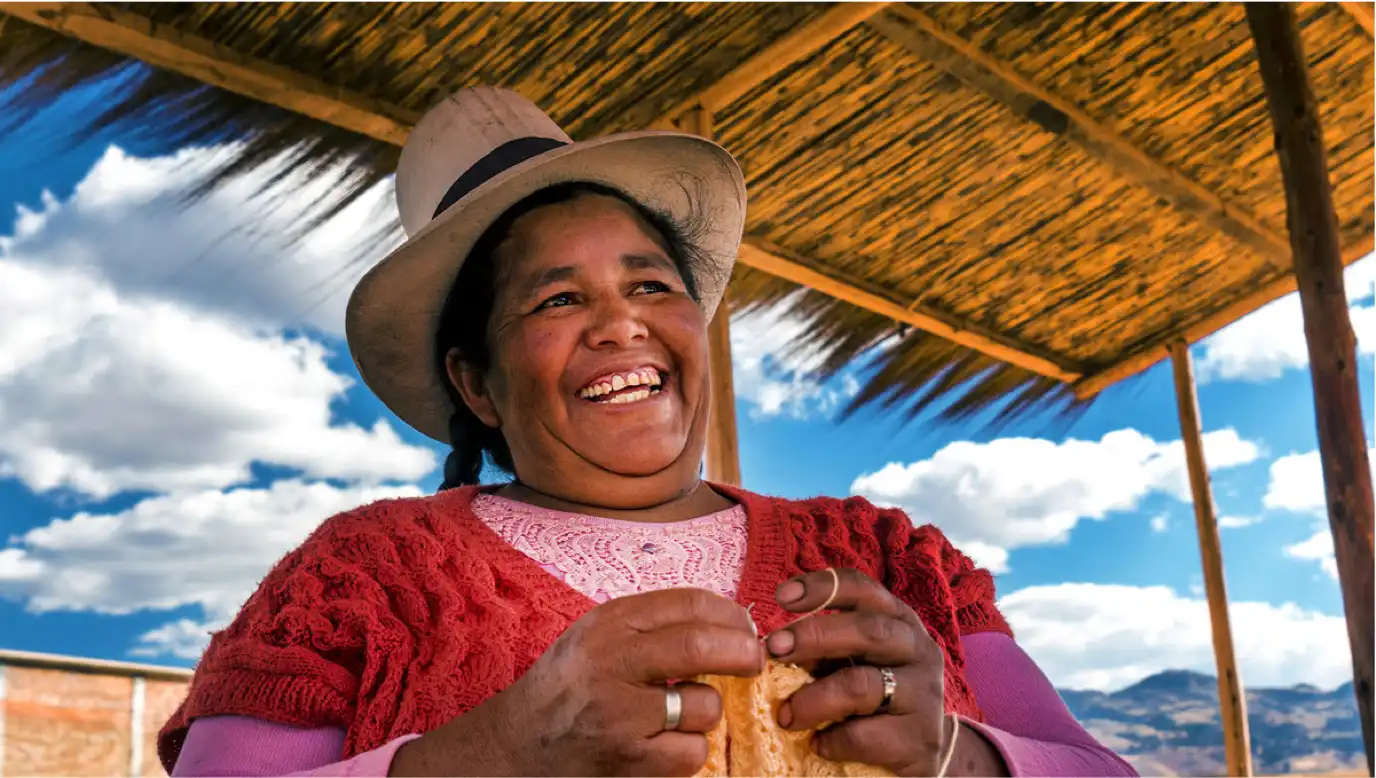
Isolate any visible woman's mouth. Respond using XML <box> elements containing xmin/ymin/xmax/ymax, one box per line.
<box><xmin>577</xmin><ymin>367</ymin><xmax>665</xmax><ymax>406</ymax></box>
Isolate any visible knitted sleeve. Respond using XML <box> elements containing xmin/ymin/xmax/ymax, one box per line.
<box><xmin>870</xmin><ymin>504</ymin><xmax>1013</xmax><ymax>640</ymax></box>
<box><xmin>935</xmin><ymin>531</ymin><xmax>1014</xmax><ymax>638</ymax></box>
<box><xmin>157</xmin><ymin>500</ymin><xmax>421</xmax><ymax>773</ymax></box>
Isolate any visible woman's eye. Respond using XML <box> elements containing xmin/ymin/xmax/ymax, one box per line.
<box><xmin>535</xmin><ymin>292</ymin><xmax>576</xmax><ymax>311</ymax></box>
<box><xmin>635</xmin><ymin>280</ymin><xmax>672</xmax><ymax>294</ymax></box>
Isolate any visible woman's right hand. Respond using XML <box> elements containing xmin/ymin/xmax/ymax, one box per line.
<box><xmin>392</xmin><ymin>588</ymin><xmax>765</xmax><ymax>777</ymax></box>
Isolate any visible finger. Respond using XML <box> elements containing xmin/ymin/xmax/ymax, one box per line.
<box><xmin>617</xmin><ymin>623</ymin><xmax>766</xmax><ymax>682</ymax></box>
<box><xmin>617</xmin><ymin>732</ymin><xmax>709</xmax><ymax>778</ymax></box>
<box><xmin>775</xmin><ymin>568</ymin><xmax>912</xmax><ymax>622</ymax></box>
<box><xmin>605</xmin><ymin>588</ymin><xmax>758</xmax><ymax>635</ymax></box>
<box><xmin>812</xmin><ymin>714</ymin><xmax>938</xmax><ymax>773</ymax></box>
<box><xmin>780</xmin><ymin>665</ymin><xmax>890</xmax><ymax>731</ymax></box>
<box><xmin>766</xmin><ymin>610</ymin><xmax>924</xmax><ymax>667</ymax></box>
<box><xmin>638</xmin><ymin>682</ymin><xmax>723</xmax><ymax>735</ymax></box>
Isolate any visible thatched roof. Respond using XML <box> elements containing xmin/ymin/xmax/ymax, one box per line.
<box><xmin>2</xmin><ymin>2</ymin><xmax>1372</xmax><ymax>426</ymax></box>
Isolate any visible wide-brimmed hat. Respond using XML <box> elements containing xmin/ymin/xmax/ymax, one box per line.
<box><xmin>345</xmin><ymin>87</ymin><xmax>747</xmax><ymax>443</ymax></box>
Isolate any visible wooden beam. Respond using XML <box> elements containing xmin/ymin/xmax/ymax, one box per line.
<box><xmin>738</xmin><ymin>237</ymin><xmax>1084</xmax><ymax>383</ymax></box>
<box><xmin>649</xmin><ymin>2</ymin><xmax>891</xmax><ymax>129</ymax></box>
<box><xmin>678</xmin><ymin>107</ymin><xmax>742</xmax><ymax>486</ymax></box>
<box><xmin>1073</xmin><ymin>235</ymin><xmax>1372</xmax><ymax>398</ymax></box>
<box><xmin>1340</xmin><ymin>1</ymin><xmax>1376</xmax><ymax>36</ymax></box>
<box><xmin>1247</xmin><ymin>4</ymin><xmax>1375</xmax><ymax>771</ymax></box>
<box><xmin>1170</xmin><ymin>342</ymin><xmax>1255</xmax><ymax>778</ymax></box>
<box><xmin>0</xmin><ymin>2</ymin><xmax>419</xmax><ymax>145</ymax></box>
<box><xmin>869</xmin><ymin>6</ymin><xmax>1294</xmax><ymax>272</ymax></box>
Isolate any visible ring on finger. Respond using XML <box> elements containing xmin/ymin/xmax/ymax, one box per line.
<box><xmin>664</xmin><ymin>686</ymin><xmax>684</xmax><ymax>731</ymax></box>
<box><xmin>876</xmin><ymin>667</ymin><xmax>897</xmax><ymax>712</ymax></box>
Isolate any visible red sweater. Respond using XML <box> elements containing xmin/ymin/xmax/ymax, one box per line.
<box><xmin>158</xmin><ymin>484</ymin><xmax>1012</xmax><ymax>772</ymax></box>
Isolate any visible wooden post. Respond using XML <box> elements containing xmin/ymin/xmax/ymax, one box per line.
<box><xmin>1246</xmin><ymin>5</ymin><xmax>1376</xmax><ymax>772</ymax></box>
<box><xmin>1171</xmin><ymin>342</ymin><xmax>1254</xmax><ymax>777</ymax></box>
<box><xmin>677</xmin><ymin>105</ymin><xmax>742</xmax><ymax>486</ymax></box>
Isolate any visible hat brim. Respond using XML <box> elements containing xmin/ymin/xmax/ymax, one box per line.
<box><xmin>345</xmin><ymin>131</ymin><xmax>747</xmax><ymax>444</ymax></box>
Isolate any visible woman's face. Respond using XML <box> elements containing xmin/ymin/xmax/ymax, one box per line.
<box><xmin>449</xmin><ymin>193</ymin><xmax>711</xmax><ymax>502</ymax></box>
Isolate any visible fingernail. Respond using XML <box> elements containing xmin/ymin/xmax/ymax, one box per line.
<box><xmin>766</xmin><ymin>629</ymin><xmax>795</xmax><ymax>657</ymax></box>
<box><xmin>812</xmin><ymin>735</ymin><xmax>829</xmax><ymax>759</ymax></box>
<box><xmin>777</xmin><ymin>702</ymin><xmax>794</xmax><ymax>729</ymax></box>
<box><xmin>777</xmin><ymin>579</ymin><xmax>805</xmax><ymax>604</ymax></box>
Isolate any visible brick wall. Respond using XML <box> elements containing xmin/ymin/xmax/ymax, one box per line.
<box><xmin>0</xmin><ymin>650</ymin><xmax>191</xmax><ymax>777</ymax></box>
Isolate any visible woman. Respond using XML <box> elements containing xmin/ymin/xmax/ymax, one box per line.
<box><xmin>159</xmin><ymin>87</ymin><xmax>1136</xmax><ymax>778</ymax></box>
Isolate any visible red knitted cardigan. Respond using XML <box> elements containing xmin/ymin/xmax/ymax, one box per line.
<box><xmin>157</xmin><ymin>484</ymin><xmax>1012</xmax><ymax>772</ymax></box>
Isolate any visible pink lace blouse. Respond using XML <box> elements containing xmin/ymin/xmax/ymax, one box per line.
<box><xmin>171</xmin><ymin>494</ymin><xmax>1136</xmax><ymax>777</ymax></box>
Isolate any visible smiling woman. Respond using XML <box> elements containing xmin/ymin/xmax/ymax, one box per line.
<box><xmin>155</xmin><ymin>87</ymin><xmax>1137</xmax><ymax>778</ymax></box>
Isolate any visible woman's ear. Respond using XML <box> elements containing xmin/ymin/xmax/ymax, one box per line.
<box><xmin>446</xmin><ymin>348</ymin><xmax>502</xmax><ymax>428</ymax></box>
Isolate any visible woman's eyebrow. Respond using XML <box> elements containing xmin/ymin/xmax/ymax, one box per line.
<box><xmin>519</xmin><ymin>265</ymin><xmax>577</xmax><ymax>298</ymax></box>
<box><xmin>621</xmin><ymin>253</ymin><xmax>676</xmax><ymax>273</ymax></box>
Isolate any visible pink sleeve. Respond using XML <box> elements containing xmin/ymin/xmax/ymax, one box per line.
<box><xmin>960</xmin><ymin>633</ymin><xmax>1139</xmax><ymax>777</ymax></box>
<box><xmin>171</xmin><ymin>715</ymin><xmax>419</xmax><ymax>777</ymax></box>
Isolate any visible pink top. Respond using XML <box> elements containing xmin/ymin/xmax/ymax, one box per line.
<box><xmin>171</xmin><ymin>494</ymin><xmax>1136</xmax><ymax>777</ymax></box>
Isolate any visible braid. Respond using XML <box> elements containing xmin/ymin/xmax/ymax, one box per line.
<box><xmin>440</xmin><ymin>409</ymin><xmax>485</xmax><ymax>489</ymax></box>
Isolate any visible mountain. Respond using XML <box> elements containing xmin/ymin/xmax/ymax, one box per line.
<box><xmin>1056</xmin><ymin>671</ymin><xmax>1366</xmax><ymax>776</ymax></box>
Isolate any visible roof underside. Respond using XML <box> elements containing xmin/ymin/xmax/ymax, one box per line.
<box><xmin>1</xmin><ymin>1</ymin><xmax>1371</xmax><ymax>425</ymax></box>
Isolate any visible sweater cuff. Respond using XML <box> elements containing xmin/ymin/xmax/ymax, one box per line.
<box><xmin>294</xmin><ymin>734</ymin><xmax>422</xmax><ymax>777</ymax></box>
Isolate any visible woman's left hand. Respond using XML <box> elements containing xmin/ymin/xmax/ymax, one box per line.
<box><xmin>764</xmin><ymin>568</ymin><xmax>951</xmax><ymax>777</ymax></box>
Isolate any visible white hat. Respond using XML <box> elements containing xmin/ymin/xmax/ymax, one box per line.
<box><xmin>344</xmin><ymin>87</ymin><xmax>747</xmax><ymax>443</ymax></box>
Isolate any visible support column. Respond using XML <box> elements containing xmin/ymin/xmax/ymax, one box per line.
<box><xmin>1246</xmin><ymin>5</ymin><xmax>1375</xmax><ymax>772</ymax></box>
<box><xmin>1171</xmin><ymin>341</ymin><xmax>1253</xmax><ymax>777</ymax></box>
<box><xmin>676</xmin><ymin>105</ymin><xmax>742</xmax><ymax>486</ymax></box>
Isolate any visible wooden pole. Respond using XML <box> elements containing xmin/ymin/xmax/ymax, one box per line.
<box><xmin>676</xmin><ymin>105</ymin><xmax>742</xmax><ymax>486</ymax></box>
<box><xmin>1246</xmin><ymin>5</ymin><xmax>1376</xmax><ymax>772</ymax></box>
<box><xmin>1170</xmin><ymin>342</ymin><xmax>1254</xmax><ymax>777</ymax></box>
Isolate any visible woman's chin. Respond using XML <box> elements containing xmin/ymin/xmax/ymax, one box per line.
<box><xmin>577</xmin><ymin>442</ymin><xmax>688</xmax><ymax>479</ymax></box>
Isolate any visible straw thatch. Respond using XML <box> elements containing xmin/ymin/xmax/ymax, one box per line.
<box><xmin>1</xmin><ymin>2</ymin><xmax>1371</xmax><ymax>426</ymax></box>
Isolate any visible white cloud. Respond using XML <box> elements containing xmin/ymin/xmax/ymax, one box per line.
<box><xmin>1196</xmin><ymin>255</ymin><xmax>1376</xmax><ymax>383</ymax></box>
<box><xmin>1150</xmin><ymin>514</ymin><xmax>1169</xmax><ymax>533</ymax></box>
<box><xmin>850</xmin><ymin>428</ymin><xmax>1261</xmax><ymax>567</ymax></box>
<box><xmin>0</xmin><ymin>480</ymin><xmax>422</xmax><ymax>655</ymax></box>
<box><xmin>1002</xmin><ymin>582</ymin><xmax>1353</xmax><ymax>691</ymax></box>
<box><xmin>1</xmin><ymin>145</ymin><xmax>400</xmax><ymax>336</ymax></box>
<box><xmin>1218</xmin><ymin>515</ymin><xmax>1259</xmax><ymax>529</ymax></box>
<box><xmin>0</xmin><ymin>146</ymin><xmax>437</xmax><ymax>499</ymax></box>
<box><xmin>0</xmin><ymin>260</ymin><xmax>436</xmax><ymax>498</ymax></box>
<box><xmin>1264</xmin><ymin>447</ymin><xmax>1375</xmax><ymax>578</ymax></box>
<box><xmin>1284</xmin><ymin>530</ymin><xmax>1339</xmax><ymax>580</ymax></box>
<box><xmin>131</xmin><ymin>618</ymin><xmax>222</xmax><ymax>660</ymax></box>
<box><xmin>729</xmin><ymin>298</ymin><xmax>860</xmax><ymax>420</ymax></box>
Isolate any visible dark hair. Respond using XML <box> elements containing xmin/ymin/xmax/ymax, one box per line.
<box><xmin>435</xmin><ymin>181</ymin><xmax>713</xmax><ymax>489</ymax></box>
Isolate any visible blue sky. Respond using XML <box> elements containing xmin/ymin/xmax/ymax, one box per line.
<box><xmin>0</xmin><ymin>82</ymin><xmax>1372</xmax><ymax>695</ymax></box>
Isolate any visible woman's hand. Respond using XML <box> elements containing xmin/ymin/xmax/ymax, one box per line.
<box><xmin>393</xmin><ymin>588</ymin><xmax>764</xmax><ymax>777</ymax></box>
<box><xmin>763</xmin><ymin>568</ymin><xmax>1004</xmax><ymax>777</ymax></box>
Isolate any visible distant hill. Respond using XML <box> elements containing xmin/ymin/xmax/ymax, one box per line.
<box><xmin>1057</xmin><ymin>670</ymin><xmax>1366</xmax><ymax>776</ymax></box>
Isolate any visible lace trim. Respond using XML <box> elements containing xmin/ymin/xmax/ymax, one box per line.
<box><xmin>472</xmin><ymin>494</ymin><xmax>748</xmax><ymax>602</ymax></box>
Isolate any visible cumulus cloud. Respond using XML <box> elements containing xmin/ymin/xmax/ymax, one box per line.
<box><xmin>1196</xmin><ymin>255</ymin><xmax>1375</xmax><ymax>383</ymax></box>
<box><xmin>0</xmin><ymin>260</ymin><xmax>436</xmax><ymax>498</ymax></box>
<box><xmin>1263</xmin><ymin>447</ymin><xmax>1375</xmax><ymax>579</ymax></box>
<box><xmin>850</xmin><ymin>428</ymin><xmax>1261</xmax><ymax>568</ymax></box>
<box><xmin>1</xmin><ymin>145</ymin><xmax>400</xmax><ymax>336</ymax></box>
<box><xmin>0</xmin><ymin>480</ymin><xmax>422</xmax><ymax>657</ymax></box>
<box><xmin>729</xmin><ymin>298</ymin><xmax>859</xmax><ymax>420</ymax></box>
<box><xmin>0</xmin><ymin>147</ymin><xmax>436</xmax><ymax>499</ymax></box>
<box><xmin>1002</xmin><ymin>582</ymin><xmax>1354</xmax><ymax>691</ymax></box>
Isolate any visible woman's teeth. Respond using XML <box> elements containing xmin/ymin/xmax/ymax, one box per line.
<box><xmin>607</xmin><ymin>388</ymin><xmax>653</xmax><ymax>405</ymax></box>
<box><xmin>578</xmin><ymin>368</ymin><xmax>663</xmax><ymax>403</ymax></box>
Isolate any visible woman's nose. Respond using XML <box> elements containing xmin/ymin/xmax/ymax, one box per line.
<box><xmin>585</xmin><ymin>295</ymin><xmax>648</xmax><ymax>348</ymax></box>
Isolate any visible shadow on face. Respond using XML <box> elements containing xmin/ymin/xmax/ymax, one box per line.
<box><xmin>446</xmin><ymin>189</ymin><xmax>713</xmax><ymax>497</ymax></box>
